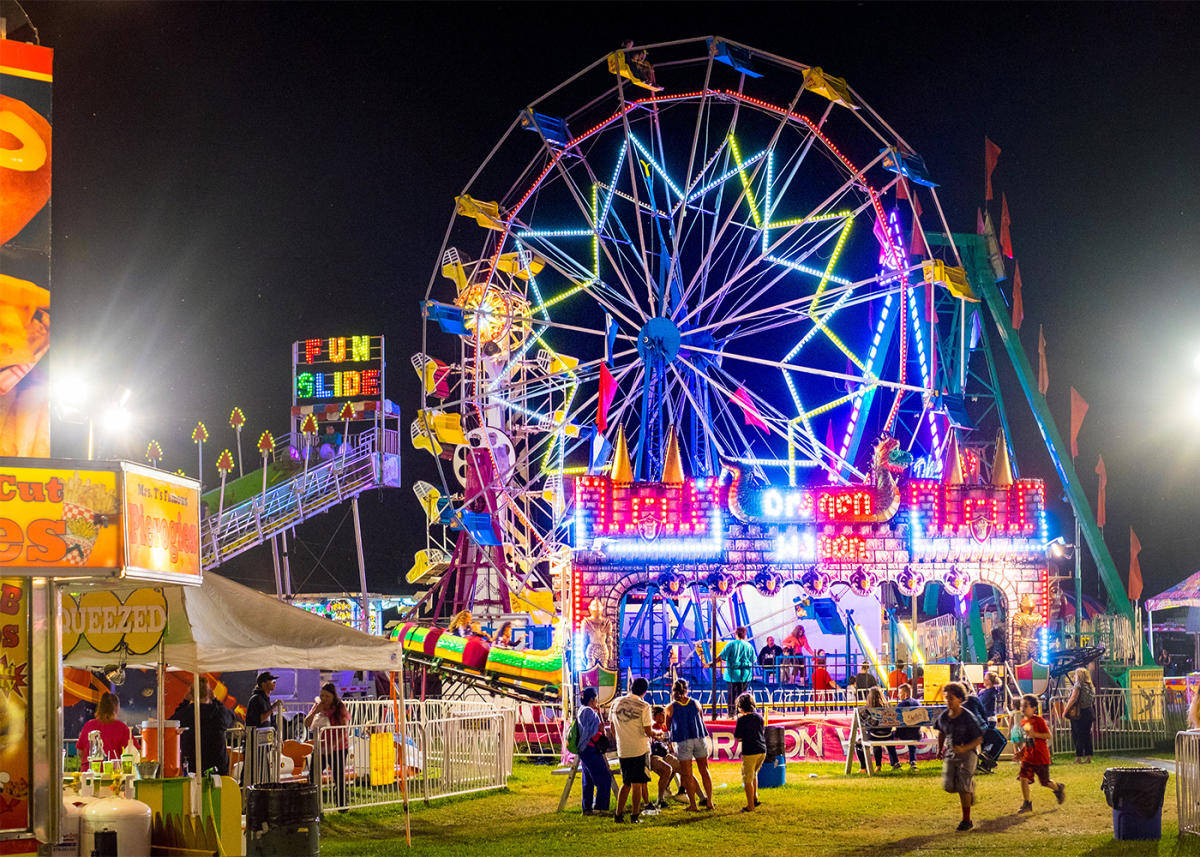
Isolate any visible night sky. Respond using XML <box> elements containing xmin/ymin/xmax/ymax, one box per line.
<box><xmin>12</xmin><ymin>2</ymin><xmax>1200</xmax><ymax>604</ymax></box>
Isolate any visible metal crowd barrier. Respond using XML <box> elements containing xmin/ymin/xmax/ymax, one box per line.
<box><xmin>1177</xmin><ymin>730</ymin><xmax>1200</xmax><ymax>835</ymax></box>
<box><xmin>1047</xmin><ymin>687</ymin><xmax>1167</xmax><ymax>755</ymax></box>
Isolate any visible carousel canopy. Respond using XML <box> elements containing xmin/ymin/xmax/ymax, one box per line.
<box><xmin>64</xmin><ymin>572</ymin><xmax>403</xmax><ymax>673</ymax></box>
<box><xmin>1145</xmin><ymin>570</ymin><xmax>1200</xmax><ymax>612</ymax></box>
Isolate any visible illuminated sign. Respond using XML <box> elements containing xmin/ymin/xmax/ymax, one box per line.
<box><xmin>573</xmin><ymin>476</ymin><xmax>721</xmax><ymax>541</ymax></box>
<box><xmin>292</xmin><ymin>335</ymin><xmax>384</xmax><ymax>408</ymax></box>
<box><xmin>122</xmin><ymin>465</ymin><xmax>201</xmax><ymax>584</ymax></box>
<box><xmin>291</xmin><ymin>597</ymin><xmax>383</xmax><ymax>636</ymax></box>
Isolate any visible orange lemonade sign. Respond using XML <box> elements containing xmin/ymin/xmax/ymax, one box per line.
<box><xmin>0</xmin><ymin>467</ymin><xmax>120</xmax><ymax>570</ymax></box>
<box><xmin>122</xmin><ymin>467</ymin><xmax>200</xmax><ymax>583</ymax></box>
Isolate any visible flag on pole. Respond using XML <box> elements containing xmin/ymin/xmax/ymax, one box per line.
<box><xmin>976</xmin><ymin>208</ymin><xmax>985</xmax><ymax>235</ymax></box>
<box><xmin>910</xmin><ymin>218</ymin><xmax>927</xmax><ymax>256</ymax></box>
<box><xmin>825</xmin><ymin>421</ymin><xmax>838</xmax><ymax>470</ymax></box>
<box><xmin>1095</xmin><ymin>454</ymin><xmax>1107</xmax><ymax>529</ymax></box>
<box><xmin>733</xmin><ymin>387</ymin><xmax>768</xmax><ymax>431</ymax></box>
<box><xmin>895</xmin><ymin>177</ymin><xmax>908</xmax><ymax>200</ymax></box>
<box><xmin>1000</xmin><ymin>193</ymin><xmax>1014</xmax><ymax>258</ymax></box>
<box><xmin>604</xmin><ymin>314</ymin><xmax>618</xmax><ymax>365</ymax></box>
<box><xmin>1011</xmin><ymin>260</ymin><xmax>1024</xmax><ymax>330</ymax></box>
<box><xmin>597</xmin><ymin>363</ymin><xmax>616</xmax><ymax>433</ymax></box>
<box><xmin>1128</xmin><ymin>527</ymin><xmax>1143</xmax><ymax>601</ymax></box>
<box><xmin>985</xmin><ymin>137</ymin><xmax>1002</xmax><ymax>200</ymax></box>
<box><xmin>1069</xmin><ymin>387</ymin><xmax>1089</xmax><ymax>458</ymax></box>
<box><xmin>1037</xmin><ymin>325</ymin><xmax>1049</xmax><ymax>395</ymax></box>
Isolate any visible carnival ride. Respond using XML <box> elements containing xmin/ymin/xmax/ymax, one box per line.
<box><xmin>403</xmin><ymin>36</ymin><xmax>1143</xmax><ymax>704</ymax></box>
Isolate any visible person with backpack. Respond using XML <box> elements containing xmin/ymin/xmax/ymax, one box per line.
<box><xmin>964</xmin><ymin>684</ymin><xmax>1006</xmax><ymax>773</ymax></box>
<box><xmin>570</xmin><ymin>686</ymin><xmax>612</xmax><ymax>816</ymax></box>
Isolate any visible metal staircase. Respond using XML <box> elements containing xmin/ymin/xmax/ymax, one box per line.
<box><xmin>201</xmin><ymin>428</ymin><xmax>402</xmax><ymax>569</ymax></box>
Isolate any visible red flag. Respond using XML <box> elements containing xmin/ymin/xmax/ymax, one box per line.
<box><xmin>985</xmin><ymin>137</ymin><xmax>1001</xmax><ymax>200</ymax></box>
<box><xmin>911</xmin><ymin>188</ymin><xmax>922</xmax><ymax>217</ymax></box>
<box><xmin>1069</xmin><ymin>387</ymin><xmax>1088</xmax><ymax>458</ymax></box>
<box><xmin>976</xmin><ymin>208</ymin><xmax>985</xmax><ymax>235</ymax></box>
<box><xmin>1037</xmin><ymin>325</ymin><xmax>1049</xmax><ymax>395</ymax></box>
<box><xmin>1095</xmin><ymin>454</ymin><xmax>1107</xmax><ymax>529</ymax></box>
<box><xmin>895</xmin><ymin>178</ymin><xmax>908</xmax><ymax>200</ymax></box>
<box><xmin>910</xmin><ymin>218</ymin><xmax>927</xmax><ymax>256</ymax></box>
<box><xmin>1011</xmin><ymin>260</ymin><xmax>1024</xmax><ymax>330</ymax></box>
<box><xmin>733</xmin><ymin>387</ymin><xmax>768</xmax><ymax>431</ymax></box>
<box><xmin>1128</xmin><ymin>527</ymin><xmax>1143</xmax><ymax>601</ymax></box>
<box><xmin>999</xmin><ymin>193</ymin><xmax>1013</xmax><ymax>259</ymax></box>
<box><xmin>597</xmin><ymin>363</ymin><xmax>616</xmax><ymax>433</ymax></box>
<box><xmin>825</xmin><ymin>421</ymin><xmax>837</xmax><ymax>470</ymax></box>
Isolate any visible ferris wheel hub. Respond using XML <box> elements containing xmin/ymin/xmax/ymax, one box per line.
<box><xmin>636</xmin><ymin>316</ymin><xmax>683</xmax><ymax>366</ymax></box>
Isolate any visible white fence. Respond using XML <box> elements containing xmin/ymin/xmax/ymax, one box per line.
<box><xmin>1177</xmin><ymin>730</ymin><xmax>1200</xmax><ymax>835</ymax></box>
<box><xmin>1047</xmin><ymin>687</ymin><xmax>1168</xmax><ymax>755</ymax></box>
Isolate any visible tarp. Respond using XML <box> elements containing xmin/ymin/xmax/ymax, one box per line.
<box><xmin>1145</xmin><ymin>570</ymin><xmax>1200</xmax><ymax>612</ymax></box>
<box><xmin>64</xmin><ymin>572</ymin><xmax>403</xmax><ymax>673</ymax></box>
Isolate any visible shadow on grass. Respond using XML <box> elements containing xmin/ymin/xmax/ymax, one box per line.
<box><xmin>840</xmin><ymin>812</ymin><xmax>1030</xmax><ymax>856</ymax></box>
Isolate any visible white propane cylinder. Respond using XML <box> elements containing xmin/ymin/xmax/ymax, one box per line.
<box><xmin>61</xmin><ymin>792</ymin><xmax>98</xmax><ymax>847</ymax></box>
<box><xmin>80</xmin><ymin>796</ymin><xmax>152</xmax><ymax>857</ymax></box>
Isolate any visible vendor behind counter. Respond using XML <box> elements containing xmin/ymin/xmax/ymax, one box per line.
<box><xmin>76</xmin><ymin>691</ymin><xmax>131</xmax><ymax>770</ymax></box>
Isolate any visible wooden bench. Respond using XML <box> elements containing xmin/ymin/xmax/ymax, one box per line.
<box><xmin>844</xmin><ymin>704</ymin><xmax>944</xmax><ymax>776</ymax></box>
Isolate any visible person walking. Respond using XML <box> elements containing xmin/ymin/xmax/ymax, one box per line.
<box><xmin>573</xmin><ymin>687</ymin><xmax>612</xmax><ymax>816</ymax></box>
<box><xmin>721</xmin><ymin>627</ymin><xmax>757</xmax><ymax>717</ymax></box>
<box><xmin>170</xmin><ymin>677</ymin><xmax>234</xmax><ymax>775</ymax></box>
<box><xmin>733</xmin><ymin>693</ymin><xmax>766</xmax><ymax>812</ymax></box>
<box><xmin>663</xmin><ymin>678</ymin><xmax>714</xmax><ymax>811</ymax></box>
<box><xmin>1014</xmin><ymin>694</ymin><xmax>1066</xmax><ymax>813</ymax></box>
<box><xmin>612</xmin><ymin>677</ymin><xmax>655</xmax><ymax>824</ymax></box>
<box><xmin>1063</xmin><ymin>667</ymin><xmax>1095</xmax><ymax>763</ymax></box>
<box><xmin>935</xmin><ymin>682</ymin><xmax>984</xmax><ymax>831</ymax></box>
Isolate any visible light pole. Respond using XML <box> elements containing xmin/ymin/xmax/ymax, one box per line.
<box><xmin>53</xmin><ymin>372</ymin><xmax>134</xmax><ymax>460</ymax></box>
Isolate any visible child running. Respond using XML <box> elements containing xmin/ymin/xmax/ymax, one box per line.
<box><xmin>1014</xmin><ymin>694</ymin><xmax>1066</xmax><ymax>813</ymax></box>
<box><xmin>733</xmin><ymin>693</ymin><xmax>766</xmax><ymax>812</ymax></box>
<box><xmin>935</xmin><ymin>682</ymin><xmax>983</xmax><ymax>831</ymax></box>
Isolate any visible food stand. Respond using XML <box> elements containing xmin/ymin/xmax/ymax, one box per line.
<box><xmin>0</xmin><ymin>457</ymin><xmax>201</xmax><ymax>855</ymax></box>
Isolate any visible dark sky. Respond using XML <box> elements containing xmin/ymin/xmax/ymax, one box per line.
<box><xmin>13</xmin><ymin>2</ymin><xmax>1200</xmax><ymax>603</ymax></box>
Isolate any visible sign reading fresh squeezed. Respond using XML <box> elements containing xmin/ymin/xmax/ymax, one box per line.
<box><xmin>0</xmin><ymin>459</ymin><xmax>201</xmax><ymax>582</ymax></box>
<box><xmin>61</xmin><ymin>587</ymin><xmax>168</xmax><ymax>656</ymax></box>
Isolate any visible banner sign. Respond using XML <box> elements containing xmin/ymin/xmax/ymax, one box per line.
<box><xmin>0</xmin><ymin>39</ymin><xmax>53</xmax><ymax>458</ymax></box>
<box><xmin>0</xmin><ymin>460</ymin><xmax>201</xmax><ymax>582</ymax></box>
<box><xmin>61</xmin><ymin>587</ymin><xmax>168</xmax><ymax>656</ymax></box>
<box><xmin>0</xmin><ymin>578</ymin><xmax>32</xmax><ymax>834</ymax></box>
<box><xmin>706</xmin><ymin>714</ymin><xmax>940</xmax><ymax>763</ymax></box>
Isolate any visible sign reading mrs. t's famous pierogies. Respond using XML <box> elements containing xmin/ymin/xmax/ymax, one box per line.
<box><xmin>121</xmin><ymin>465</ymin><xmax>200</xmax><ymax>583</ymax></box>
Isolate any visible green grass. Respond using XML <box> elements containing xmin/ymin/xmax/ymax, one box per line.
<box><xmin>318</xmin><ymin>754</ymin><xmax>1192</xmax><ymax>856</ymax></box>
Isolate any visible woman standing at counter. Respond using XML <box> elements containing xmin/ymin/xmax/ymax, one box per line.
<box><xmin>76</xmin><ymin>692</ymin><xmax>131</xmax><ymax>770</ymax></box>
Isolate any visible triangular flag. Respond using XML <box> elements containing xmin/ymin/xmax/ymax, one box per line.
<box><xmin>911</xmin><ymin>189</ymin><xmax>922</xmax><ymax>218</ymax></box>
<box><xmin>895</xmin><ymin>178</ymin><xmax>909</xmax><ymax>200</ymax></box>
<box><xmin>1037</xmin><ymin>325</ymin><xmax>1049</xmax><ymax>395</ymax></box>
<box><xmin>976</xmin><ymin>208</ymin><xmax>986</xmax><ymax>235</ymax></box>
<box><xmin>825</xmin><ymin>421</ymin><xmax>838</xmax><ymax>472</ymax></box>
<box><xmin>985</xmin><ymin>137</ymin><xmax>1001</xmax><ymax>201</ymax></box>
<box><xmin>590</xmin><ymin>432</ymin><xmax>612</xmax><ymax>474</ymax></box>
<box><xmin>970</xmin><ymin>311</ymin><xmax>981</xmax><ymax>350</ymax></box>
<box><xmin>733</xmin><ymin>387</ymin><xmax>768</xmax><ymax>431</ymax></box>
<box><xmin>1000</xmin><ymin>193</ymin><xmax>1014</xmax><ymax>259</ymax></box>
<box><xmin>1128</xmin><ymin>527</ymin><xmax>1143</xmax><ymax>601</ymax></box>
<box><xmin>597</xmin><ymin>363</ymin><xmax>616</xmax><ymax>433</ymax></box>
<box><xmin>1095</xmin><ymin>454</ymin><xmax>1107</xmax><ymax>529</ymax></box>
<box><xmin>605</xmin><ymin>314</ymin><xmax>618</xmax><ymax>365</ymax></box>
<box><xmin>910</xmin><ymin>218</ymin><xmax>927</xmax><ymax>256</ymax></box>
<box><xmin>1011</xmin><ymin>260</ymin><xmax>1024</xmax><ymax>330</ymax></box>
<box><xmin>1069</xmin><ymin>387</ymin><xmax>1089</xmax><ymax>459</ymax></box>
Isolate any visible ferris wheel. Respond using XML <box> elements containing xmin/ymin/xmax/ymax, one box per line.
<box><xmin>414</xmin><ymin>37</ymin><xmax>968</xmax><ymax>616</ymax></box>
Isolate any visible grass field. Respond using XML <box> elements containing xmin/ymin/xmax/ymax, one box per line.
<box><xmin>320</xmin><ymin>754</ymin><xmax>1189</xmax><ymax>856</ymax></box>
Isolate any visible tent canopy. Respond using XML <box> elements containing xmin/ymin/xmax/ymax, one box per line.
<box><xmin>64</xmin><ymin>572</ymin><xmax>403</xmax><ymax>673</ymax></box>
<box><xmin>1145</xmin><ymin>570</ymin><xmax>1200</xmax><ymax>612</ymax></box>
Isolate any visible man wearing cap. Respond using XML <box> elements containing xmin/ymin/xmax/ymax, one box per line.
<box><xmin>243</xmin><ymin>672</ymin><xmax>282</xmax><ymax>784</ymax></box>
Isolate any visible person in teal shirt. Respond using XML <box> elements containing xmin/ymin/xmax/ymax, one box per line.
<box><xmin>721</xmin><ymin>627</ymin><xmax>757</xmax><ymax>717</ymax></box>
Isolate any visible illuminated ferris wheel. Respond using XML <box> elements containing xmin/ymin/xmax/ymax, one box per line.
<box><xmin>414</xmin><ymin>38</ymin><xmax>970</xmax><ymax>613</ymax></box>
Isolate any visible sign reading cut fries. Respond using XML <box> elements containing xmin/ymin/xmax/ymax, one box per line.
<box><xmin>0</xmin><ymin>458</ymin><xmax>201</xmax><ymax>584</ymax></box>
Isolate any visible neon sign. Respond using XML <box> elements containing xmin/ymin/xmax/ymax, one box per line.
<box><xmin>292</xmin><ymin>335</ymin><xmax>384</xmax><ymax>407</ymax></box>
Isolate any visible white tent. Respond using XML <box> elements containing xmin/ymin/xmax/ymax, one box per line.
<box><xmin>64</xmin><ymin>571</ymin><xmax>403</xmax><ymax>672</ymax></box>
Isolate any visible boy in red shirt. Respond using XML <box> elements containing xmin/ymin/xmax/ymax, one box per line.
<box><xmin>1015</xmin><ymin>694</ymin><xmax>1066</xmax><ymax>813</ymax></box>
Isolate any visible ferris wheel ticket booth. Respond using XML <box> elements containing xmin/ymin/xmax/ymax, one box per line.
<box><xmin>0</xmin><ymin>457</ymin><xmax>202</xmax><ymax>856</ymax></box>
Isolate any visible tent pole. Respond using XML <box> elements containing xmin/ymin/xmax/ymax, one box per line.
<box><xmin>392</xmin><ymin>662</ymin><xmax>411</xmax><ymax>846</ymax></box>
<box><xmin>192</xmin><ymin>669</ymin><xmax>202</xmax><ymax>814</ymax></box>
<box><xmin>281</xmin><ymin>529</ymin><xmax>293</xmax><ymax>598</ymax></box>
<box><xmin>156</xmin><ymin>644</ymin><xmax>165</xmax><ymax>776</ymax></box>
<box><xmin>270</xmin><ymin>534</ymin><xmax>284</xmax><ymax>601</ymax></box>
<box><xmin>352</xmin><ymin>497</ymin><xmax>370</xmax><ymax>633</ymax></box>
<box><xmin>1148</xmin><ymin>609</ymin><xmax>1154</xmax><ymax>661</ymax></box>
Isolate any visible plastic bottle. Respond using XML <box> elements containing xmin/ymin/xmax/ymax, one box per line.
<box><xmin>121</xmin><ymin>740</ymin><xmax>140</xmax><ymax>775</ymax></box>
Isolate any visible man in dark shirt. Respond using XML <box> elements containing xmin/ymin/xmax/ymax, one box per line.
<box><xmin>935</xmin><ymin>682</ymin><xmax>984</xmax><ymax>831</ymax></box>
<box><xmin>757</xmin><ymin>637</ymin><xmax>784</xmax><ymax>685</ymax></box>
<box><xmin>851</xmin><ymin>662</ymin><xmax>879</xmax><ymax>694</ymax></box>
<box><xmin>170</xmin><ymin>677</ymin><xmax>235</xmax><ymax>775</ymax></box>
<box><xmin>242</xmin><ymin>672</ymin><xmax>281</xmax><ymax>784</ymax></box>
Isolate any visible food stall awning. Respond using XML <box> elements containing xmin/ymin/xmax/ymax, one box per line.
<box><xmin>1145</xmin><ymin>570</ymin><xmax>1200</xmax><ymax>612</ymax></box>
<box><xmin>63</xmin><ymin>571</ymin><xmax>403</xmax><ymax>672</ymax></box>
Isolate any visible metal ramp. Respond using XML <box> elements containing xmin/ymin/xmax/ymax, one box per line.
<box><xmin>201</xmin><ymin>427</ymin><xmax>402</xmax><ymax>570</ymax></box>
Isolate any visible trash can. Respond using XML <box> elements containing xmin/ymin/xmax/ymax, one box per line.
<box><xmin>764</xmin><ymin>726</ymin><xmax>786</xmax><ymax>761</ymax></box>
<box><xmin>757</xmin><ymin>755</ymin><xmax>786</xmax><ymax>789</ymax></box>
<box><xmin>1100</xmin><ymin>766</ymin><xmax>1169</xmax><ymax>841</ymax></box>
<box><xmin>246</xmin><ymin>782</ymin><xmax>320</xmax><ymax>857</ymax></box>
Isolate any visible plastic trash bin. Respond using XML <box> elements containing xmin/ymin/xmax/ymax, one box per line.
<box><xmin>757</xmin><ymin>755</ymin><xmax>786</xmax><ymax>788</ymax></box>
<box><xmin>764</xmin><ymin>726</ymin><xmax>786</xmax><ymax>761</ymax></box>
<box><xmin>1100</xmin><ymin>766</ymin><xmax>1169</xmax><ymax>841</ymax></box>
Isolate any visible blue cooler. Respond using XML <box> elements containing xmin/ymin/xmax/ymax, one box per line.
<box><xmin>757</xmin><ymin>756</ymin><xmax>786</xmax><ymax>788</ymax></box>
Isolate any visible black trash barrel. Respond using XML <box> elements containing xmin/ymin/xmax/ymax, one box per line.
<box><xmin>246</xmin><ymin>782</ymin><xmax>321</xmax><ymax>857</ymax></box>
<box><xmin>764</xmin><ymin>725</ymin><xmax>786</xmax><ymax>761</ymax></box>
<box><xmin>1101</xmin><ymin>767</ymin><xmax>1169</xmax><ymax>841</ymax></box>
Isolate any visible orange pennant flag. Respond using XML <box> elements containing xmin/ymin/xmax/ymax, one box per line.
<box><xmin>1095</xmin><ymin>454</ymin><xmax>1107</xmax><ymax>529</ymax></box>
<box><xmin>895</xmin><ymin>178</ymin><xmax>908</xmax><ymax>200</ymax></box>
<box><xmin>910</xmin><ymin>218</ymin><xmax>927</xmax><ymax>256</ymax></box>
<box><xmin>1000</xmin><ymin>193</ymin><xmax>1014</xmax><ymax>259</ymax></box>
<box><xmin>985</xmin><ymin>137</ymin><xmax>1001</xmax><ymax>201</ymax></box>
<box><xmin>1069</xmin><ymin>387</ymin><xmax>1088</xmax><ymax>459</ymax></box>
<box><xmin>1128</xmin><ymin>527</ymin><xmax>1143</xmax><ymax>601</ymax></box>
<box><xmin>1011</xmin><ymin>260</ymin><xmax>1024</xmax><ymax>330</ymax></box>
<box><xmin>1037</xmin><ymin>325</ymin><xmax>1049</xmax><ymax>395</ymax></box>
